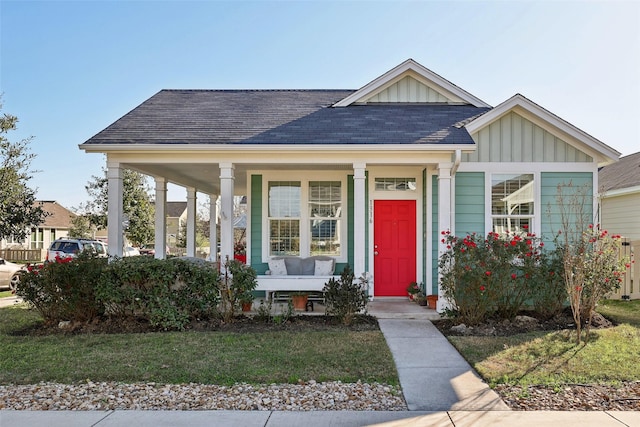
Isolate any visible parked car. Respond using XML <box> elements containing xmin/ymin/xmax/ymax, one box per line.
<box><xmin>139</xmin><ymin>244</ymin><xmax>170</xmax><ymax>256</ymax></box>
<box><xmin>46</xmin><ymin>238</ymin><xmax>108</xmax><ymax>262</ymax></box>
<box><xmin>123</xmin><ymin>246</ymin><xmax>141</xmax><ymax>257</ymax></box>
<box><xmin>0</xmin><ymin>258</ymin><xmax>26</xmax><ymax>291</ymax></box>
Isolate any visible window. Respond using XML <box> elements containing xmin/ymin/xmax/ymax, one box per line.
<box><xmin>375</xmin><ymin>178</ymin><xmax>416</xmax><ymax>191</ymax></box>
<box><xmin>268</xmin><ymin>181</ymin><xmax>301</xmax><ymax>256</ymax></box>
<box><xmin>30</xmin><ymin>228</ymin><xmax>44</xmax><ymax>249</ymax></box>
<box><xmin>491</xmin><ymin>174</ymin><xmax>534</xmax><ymax>234</ymax></box>
<box><xmin>267</xmin><ymin>179</ymin><xmax>343</xmax><ymax>258</ymax></box>
<box><xmin>309</xmin><ymin>181</ymin><xmax>341</xmax><ymax>256</ymax></box>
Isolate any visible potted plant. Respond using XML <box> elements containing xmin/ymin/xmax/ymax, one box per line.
<box><xmin>414</xmin><ymin>291</ymin><xmax>428</xmax><ymax>306</ymax></box>
<box><xmin>291</xmin><ymin>292</ymin><xmax>309</xmax><ymax>311</ymax></box>
<box><xmin>427</xmin><ymin>294</ymin><xmax>438</xmax><ymax>309</ymax></box>
<box><xmin>224</xmin><ymin>259</ymin><xmax>258</xmax><ymax>318</ymax></box>
<box><xmin>239</xmin><ymin>293</ymin><xmax>253</xmax><ymax>312</ymax></box>
<box><xmin>406</xmin><ymin>282</ymin><xmax>421</xmax><ymax>300</ymax></box>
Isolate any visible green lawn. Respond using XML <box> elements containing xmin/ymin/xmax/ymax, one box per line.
<box><xmin>445</xmin><ymin>300</ymin><xmax>640</xmax><ymax>387</ymax></box>
<box><xmin>0</xmin><ymin>305</ymin><xmax>399</xmax><ymax>386</ymax></box>
<box><xmin>0</xmin><ymin>291</ymin><xmax>14</xmax><ymax>298</ymax></box>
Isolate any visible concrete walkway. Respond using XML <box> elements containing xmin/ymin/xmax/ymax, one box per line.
<box><xmin>2</xmin><ymin>297</ymin><xmax>639</xmax><ymax>426</ymax></box>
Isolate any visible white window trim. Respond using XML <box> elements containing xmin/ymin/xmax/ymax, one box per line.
<box><xmin>485</xmin><ymin>171</ymin><xmax>540</xmax><ymax>235</ymax></box>
<box><xmin>261</xmin><ymin>171</ymin><xmax>348</xmax><ymax>263</ymax></box>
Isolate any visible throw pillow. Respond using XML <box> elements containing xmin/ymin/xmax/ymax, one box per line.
<box><xmin>268</xmin><ymin>258</ymin><xmax>288</xmax><ymax>275</ymax></box>
<box><xmin>314</xmin><ymin>259</ymin><xmax>334</xmax><ymax>276</ymax></box>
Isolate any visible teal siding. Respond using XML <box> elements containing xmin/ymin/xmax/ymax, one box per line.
<box><xmin>431</xmin><ymin>174</ymin><xmax>439</xmax><ymax>295</ymax></box>
<box><xmin>250</xmin><ymin>175</ymin><xmax>268</xmax><ymax>274</ymax></box>
<box><xmin>541</xmin><ymin>172</ymin><xmax>593</xmax><ymax>245</ymax></box>
<box><xmin>455</xmin><ymin>172</ymin><xmax>485</xmax><ymax>236</ymax></box>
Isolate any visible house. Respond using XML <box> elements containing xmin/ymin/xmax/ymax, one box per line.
<box><xmin>164</xmin><ymin>201</ymin><xmax>188</xmax><ymax>249</ymax></box>
<box><xmin>599</xmin><ymin>152</ymin><xmax>639</xmax><ymax>299</ymax></box>
<box><xmin>80</xmin><ymin>59</ymin><xmax>620</xmax><ymax>309</ymax></box>
<box><xmin>0</xmin><ymin>201</ymin><xmax>76</xmax><ymax>261</ymax></box>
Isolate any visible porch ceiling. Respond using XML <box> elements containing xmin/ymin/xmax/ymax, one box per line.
<box><xmin>123</xmin><ymin>162</ymin><xmax>356</xmax><ymax>195</ymax></box>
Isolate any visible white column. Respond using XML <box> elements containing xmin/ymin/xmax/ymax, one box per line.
<box><xmin>219</xmin><ymin>163</ymin><xmax>235</xmax><ymax>268</ymax></box>
<box><xmin>353</xmin><ymin>163</ymin><xmax>367</xmax><ymax>279</ymax></box>
<box><xmin>437</xmin><ymin>165</ymin><xmax>453</xmax><ymax>312</ymax></box>
<box><xmin>154</xmin><ymin>177</ymin><xmax>167</xmax><ymax>259</ymax></box>
<box><xmin>186</xmin><ymin>187</ymin><xmax>197</xmax><ymax>257</ymax></box>
<box><xmin>107</xmin><ymin>161</ymin><xmax>124</xmax><ymax>258</ymax></box>
<box><xmin>209</xmin><ymin>195</ymin><xmax>218</xmax><ymax>262</ymax></box>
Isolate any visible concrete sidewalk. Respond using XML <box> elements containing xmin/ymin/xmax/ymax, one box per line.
<box><xmin>2</xmin><ymin>409</ymin><xmax>639</xmax><ymax>426</ymax></box>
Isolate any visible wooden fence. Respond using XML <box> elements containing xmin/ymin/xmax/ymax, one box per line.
<box><xmin>609</xmin><ymin>239</ymin><xmax>639</xmax><ymax>300</ymax></box>
<box><xmin>0</xmin><ymin>249</ymin><xmax>45</xmax><ymax>263</ymax></box>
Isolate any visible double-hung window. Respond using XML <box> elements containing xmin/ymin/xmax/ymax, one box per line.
<box><xmin>491</xmin><ymin>173</ymin><xmax>534</xmax><ymax>234</ymax></box>
<box><xmin>267</xmin><ymin>178</ymin><xmax>343</xmax><ymax>258</ymax></box>
<box><xmin>268</xmin><ymin>181</ymin><xmax>301</xmax><ymax>256</ymax></box>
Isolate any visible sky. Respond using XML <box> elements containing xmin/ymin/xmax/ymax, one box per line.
<box><xmin>1</xmin><ymin>0</ymin><xmax>639</xmax><ymax>211</ymax></box>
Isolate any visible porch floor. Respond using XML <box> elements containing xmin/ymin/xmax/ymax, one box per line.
<box><xmin>243</xmin><ymin>296</ymin><xmax>440</xmax><ymax>320</ymax></box>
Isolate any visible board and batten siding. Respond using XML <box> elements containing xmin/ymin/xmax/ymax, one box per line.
<box><xmin>540</xmin><ymin>172</ymin><xmax>593</xmax><ymax>243</ymax></box>
<box><xmin>601</xmin><ymin>193</ymin><xmax>640</xmax><ymax>241</ymax></box>
<box><xmin>363</xmin><ymin>75</ymin><xmax>454</xmax><ymax>103</ymax></box>
<box><xmin>466</xmin><ymin>112</ymin><xmax>594</xmax><ymax>163</ymax></box>
<box><xmin>455</xmin><ymin>172</ymin><xmax>485</xmax><ymax>237</ymax></box>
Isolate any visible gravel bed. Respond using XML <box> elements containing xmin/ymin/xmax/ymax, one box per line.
<box><xmin>0</xmin><ymin>381</ymin><xmax>407</xmax><ymax>411</ymax></box>
<box><xmin>495</xmin><ymin>382</ymin><xmax>640</xmax><ymax>411</ymax></box>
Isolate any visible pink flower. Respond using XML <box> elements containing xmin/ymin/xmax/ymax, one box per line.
<box><xmin>511</xmin><ymin>273</ymin><xmax>517</xmax><ymax>280</ymax></box>
<box><xmin>479</xmin><ymin>285</ymin><xmax>486</xmax><ymax>291</ymax></box>
<box><xmin>485</xmin><ymin>271</ymin><xmax>491</xmax><ymax>276</ymax></box>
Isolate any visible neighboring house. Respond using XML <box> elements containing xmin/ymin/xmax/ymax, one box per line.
<box><xmin>599</xmin><ymin>152</ymin><xmax>639</xmax><ymax>299</ymax></box>
<box><xmin>164</xmin><ymin>201</ymin><xmax>187</xmax><ymax>249</ymax></box>
<box><xmin>0</xmin><ymin>201</ymin><xmax>76</xmax><ymax>261</ymax></box>
<box><xmin>80</xmin><ymin>59</ymin><xmax>620</xmax><ymax>309</ymax></box>
<box><xmin>599</xmin><ymin>152</ymin><xmax>640</xmax><ymax>240</ymax></box>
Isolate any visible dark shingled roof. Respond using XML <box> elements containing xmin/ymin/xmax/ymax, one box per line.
<box><xmin>82</xmin><ymin>90</ymin><xmax>488</xmax><ymax>146</ymax></box>
<box><xmin>599</xmin><ymin>152</ymin><xmax>640</xmax><ymax>192</ymax></box>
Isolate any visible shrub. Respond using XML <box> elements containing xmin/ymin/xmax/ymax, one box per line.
<box><xmin>17</xmin><ymin>252</ymin><xmax>107</xmax><ymax>324</ymax></box>
<box><xmin>323</xmin><ymin>265</ymin><xmax>368</xmax><ymax>325</ymax></box>
<box><xmin>439</xmin><ymin>229</ymin><xmax>551</xmax><ymax>324</ymax></box>
<box><xmin>219</xmin><ymin>258</ymin><xmax>258</xmax><ymax>322</ymax></box>
<box><xmin>96</xmin><ymin>257</ymin><xmax>220</xmax><ymax>330</ymax></box>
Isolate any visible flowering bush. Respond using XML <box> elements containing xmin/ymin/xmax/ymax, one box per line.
<box><xmin>560</xmin><ymin>224</ymin><xmax>632</xmax><ymax>343</ymax></box>
<box><xmin>438</xmin><ymin>228</ymin><xmax>560</xmax><ymax>324</ymax></box>
<box><xmin>17</xmin><ymin>252</ymin><xmax>107</xmax><ymax>324</ymax></box>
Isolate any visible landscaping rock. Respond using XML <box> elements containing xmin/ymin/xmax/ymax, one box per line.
<box><xmin>514</xmin><ymin>315</ymin><xmax>539</xmax><ymax>328</ymax></box>
<box><xmin>450</xmin><ymin>323</ymin><xmax>471</xmax><ymax>335</ymax></box>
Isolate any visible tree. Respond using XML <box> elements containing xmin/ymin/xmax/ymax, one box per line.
<box><xmin>0</xmin><ymin>103</ymin><xmax>47</xmax><ymax>240</ymax></box>
<box><xmin>68</xmin><ymin>215</ymin><xmax>95</xmax><ymax>239</ymax></box>
<box><xmin>79</xmin><ymin>167</ymin><xmax>154</xmax><ymax>247</ymax></box>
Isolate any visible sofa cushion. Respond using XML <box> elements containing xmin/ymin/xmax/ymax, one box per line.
<box><xmin>283</xmin><ymin>257</ymin><xmax>303</xmax><ymax>275</ymax></box>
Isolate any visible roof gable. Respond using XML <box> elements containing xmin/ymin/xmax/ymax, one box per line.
<box><xmin>333</xmin><ymin>59</ymin><xmax>490</xmax><ymax>108</ymax></box>
<box><xmin>465</xmin><ymin>94</ymin><xmax>620</xmax><ymax>166</ymax></box>
<box><xmin>38</xmin><ymin>201</ymin><xmax>76</xmax><ymax>229</ymax></box>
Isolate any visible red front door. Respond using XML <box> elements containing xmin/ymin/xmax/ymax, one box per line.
<box><xmin>374</xmin><ymin>200</ymin><xmax>416</xmax><ymax>296</ymax></box>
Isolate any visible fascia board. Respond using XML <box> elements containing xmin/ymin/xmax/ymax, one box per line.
<box><xmin>333</xmin><ymin>59</ymin><xmax>491</xmax><ymax>108</ymax></box>
<box><xmin>465</xmin><ymin>94</ymin><xmax>621</xmax><ymax>165</ymax></box>
<box><xmin>601</xmin><ymin>185</ymin><xmax>640</xmax><ymax>198</ymax></box>
<box><xmin>80</xmin><ymin>143</ymin><xmax>476</xmax><ymax>154</ymax></box>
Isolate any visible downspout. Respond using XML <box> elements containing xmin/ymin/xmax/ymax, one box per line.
<box><xmin>451</xmin><ymin>149</ymin><xmax>461</xmax><ymax>176</ymax></box>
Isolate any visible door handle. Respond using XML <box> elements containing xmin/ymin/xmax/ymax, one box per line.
<box><xmin>374</xmin><ymin>251</ymin><xmax>379</xmax><ymax>256</ymax></box>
